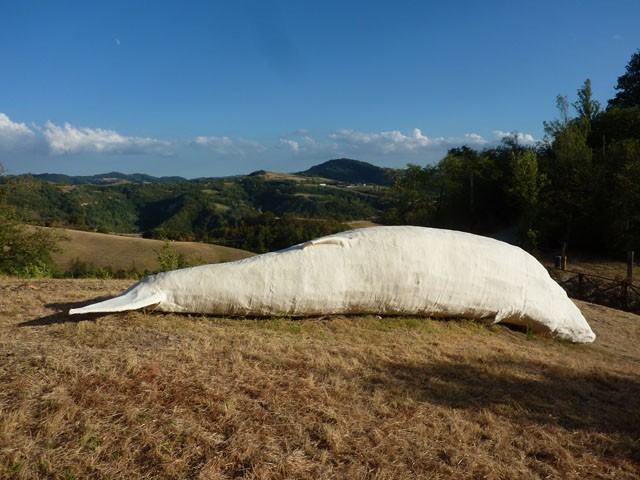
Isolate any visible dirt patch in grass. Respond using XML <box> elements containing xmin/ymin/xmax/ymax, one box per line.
<box><xmin>1</xmin><ymin>278</ymin><xmax>639</xmax><ymax>479</ymax></box>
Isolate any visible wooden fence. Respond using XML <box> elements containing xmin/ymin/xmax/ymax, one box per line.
<box><xmin>548</xmin><ymin>268</ymin><xmax>640</xmax><ymax>314</ymax></box>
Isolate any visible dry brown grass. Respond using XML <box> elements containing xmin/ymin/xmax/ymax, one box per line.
<box><xmin>1</xmin><ymin>278</ymin><xmax>639</xmax><ymax>479</ymax></box>
<box><xmin>540</xmin><ymin>253</ymin><xmax>638</xmax><ymax>284</ymax></box>
<box><xmin>347</xmin><ymin>220</ymin><xmax>381</xmax><ymax>230</ymax></box>
<box><xmin>261</xmin><ymin>172</ymin><xmax>325</xmax><ymax>183</ymax></box>
<box><xmin>49</xmin><ymin>228</ymin><xmax>254</xmax><ymax>274</ymax></box>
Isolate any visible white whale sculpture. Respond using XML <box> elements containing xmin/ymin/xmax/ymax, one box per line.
<box><xmin>69</xmin><ymin>226</ymin><xmax>596</xmax><ymax>343</ymax></box>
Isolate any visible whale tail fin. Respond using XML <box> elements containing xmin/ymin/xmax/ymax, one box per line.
<box><xmin>69</xmin><ymin>290</ymin><xmax>165</xmax><ymax>315</ymax></box>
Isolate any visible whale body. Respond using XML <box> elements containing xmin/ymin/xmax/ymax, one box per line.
<box><xmin>69</xmin><ymin>226</ymin><xmax>596</xmax><ymax>343</ymax></box>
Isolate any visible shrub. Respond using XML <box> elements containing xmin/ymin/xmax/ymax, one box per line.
<box><xmin>155</xmin><ymin>239</ymin><xmax>187</xmax><ymax>272</ymax></box>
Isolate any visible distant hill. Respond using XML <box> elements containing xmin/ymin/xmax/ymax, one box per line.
<box><xmin>6</xmin><ymin>168</ymin><xmax>386</xmax><ymax>253</ymax></box>
<box><xmin>296</xmin><ymin>158</ymin><xmax>396</xmax><ymax>186</ymax></box>
<box><xmin>32</xmin><ymin>171</ymin><xmax>186</xmax><ymax>185</ymax></box>
<box><xmin>26</xmin><ymin>159</ymin><xmax>397</xmax><ymax>186</ymax></box>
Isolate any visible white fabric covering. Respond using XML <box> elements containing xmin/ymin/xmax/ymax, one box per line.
<box><xmin>69</xmin><ymin>226</ymin><xmax>596</xmax><ymax>343</ymax></box>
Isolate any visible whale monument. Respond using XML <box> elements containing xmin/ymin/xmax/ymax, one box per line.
<box><xmin>69</xmin><ymin>226</ymin><xmax>596</xmax><ymax>343</ymax></box>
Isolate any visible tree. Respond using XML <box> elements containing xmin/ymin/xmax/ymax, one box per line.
<box><xmin>0</xmin><ymin>165</ymin><xmax>61</xmax><ymax>276</ymax></box>
<box><xmin>573</xmin><ymin>79</ymin><xmax>600</xmax><ymax>124</ymax></box>
<box><xmin>590</xmin><ymin>105</ymin><xmax>640</xmax><ymax>147</ymax></box>
<box><xmin>540</xmin><ymin>91</ymin><xmax>599</xmax><ymax>251</ymax></box>
<box><xmin>543</xmin><ymin>95</ymin><xmax>570</xmax><ymax>141</ymax></box>
<box><xmin>608</xmin><ymin>50</ymin><xmax>640</xmax><ymax>109</ymax></box>
<box><xmin>508</xmin><ymin>150</ymin><xmax>548</xmax><ymax>248</ymax></box>
<box><xmin>436</xmin><ymin>146</ymin><xmax>506</xmax><ymax>232</ymax></box>
<box><xmin>386</xmin><ymin>164</ymin><xmax>438</xmax><ymax>225</ymax></box>
<box><xmin>603</xmin><ymin>139</ymin><xmax>640</xmax><ymax>251</ymax></box>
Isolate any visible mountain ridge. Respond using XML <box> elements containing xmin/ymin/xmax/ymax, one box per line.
<box><xmin>29</xmin><ymin>171</ymin><xmax>187</xmax><ymax>185</ymax></box>
<box><xmin>22</xmin><ymin>158</ymin><xmax>397</xmax><ymax>186</ymax></box>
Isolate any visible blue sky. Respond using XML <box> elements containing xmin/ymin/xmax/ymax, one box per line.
<box><xmin>1</xmin><ymin>0</ymin><xmax>638</xmax><ymax>178</ymax></box>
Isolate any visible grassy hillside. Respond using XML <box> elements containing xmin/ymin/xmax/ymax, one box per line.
<box><xmin>0</xmin><ymin>278</ymin><xmax>638</xmax><ymax>479</ymax></box>
<box><xmin>50</xmin><ymin>228</ymin><xmax>254</xmax><ymax>274</ymax></box>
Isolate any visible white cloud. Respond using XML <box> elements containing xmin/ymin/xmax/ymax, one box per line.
<box><xmin>273</xmin><ymin>128</ymin><xmax>492</xmax><ymax>169</ymax></box>
<box><xmin>279</xmin><ymin>133</ymin><xmax>318</xmax><ymax>154</ymax></box>
<box><xmin>329</xmin><ymin>128</ymin><xmax>433</xmax><ymax>153</ymax></box>
<box><xmin>493</xmin><ymin>130</ymin><xmax>536</xmax><ymax>145</ymax></box>
<box><xmin>463</xmin><ymin>133</ymin><xmax>488</xmax><ymax>145</ymax></box>
<box><xmin>327</xmin><ymin>128</ymin><xmax>487</xmax><ymax>154</ymax></box>
<box><xmin>192</xmin><ymin>135</ymin><xmax>266</xmax><ymax>157</ymax></box>
<box><xmin>43</xmin><ymin>121</ymin><xmax>171</xmax><ymax>155</ymax></box>
<box><xmin>0</xmin><ymin>113</ymin><xmax>37</xmax><ymax>151</ymax></box>
<box><xmin>194</xmin><ymin>135</ymin><xmax>233</xmax><ymax>149</ymax></box>
<box><xmin>273</xmin><ymin>128</ymin><xmax>494</xmax><ymax>166</ymax></box>
<box><xmin>280</xmin><ymin>138</ymin><xmax>300</xmax><ymax>152</ymax></box>
<box><xmin>3</xmin><ymin>113</ymin><xmax>541</xmax><ymax>177</ymax></box>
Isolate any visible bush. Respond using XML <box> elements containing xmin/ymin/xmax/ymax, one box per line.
<box><xmin>155</xmin><ymin>240</ymin><xmax>186</xmax><ymax>271</ymax></box>
<box><xmin>15</xmin><ymin>260</ymin><xmax>53</xmax><ymax>279</ymax></box>
<box><xmin>154</xmin><ymin>239</ymin><xmax>204</xmax><ymax>272</ymax></box>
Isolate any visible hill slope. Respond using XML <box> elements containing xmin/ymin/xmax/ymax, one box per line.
<box><xmin>1</xmin><ymin>281</ymin><xmax>638</xmax><ymax>479</ymax></box>
<box><xmin>31</xmin><ymin>171</ymin><xmax>186</xmax><ymax>185</ymax></box>
<box><xmin>297</xmin><ymin>158</ymin><xmax>396</xmax><ymax>186</ymax></box>
<box><xmin>7</xmin><ymin>166</ymin><xmax>385</xmax><ymax>248</ymax></box>
<box><xmin>49</xmin><ymin>228</ymin><xmax>254</xmax><ymax>274</ymax></box>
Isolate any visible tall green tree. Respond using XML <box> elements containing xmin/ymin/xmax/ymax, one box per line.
<box><xmin>573</xmin><ymin>79</ymin><xmax>601</xmax><ymax>125</ymax></box>
<box><xmin>508</xmin><ymin>150</ymin><xmax>548</xmax><ymax>248</ymax></box>
<box><xmin>543</xmin><ymin>95</ymin><xmax>571</xmax><ymax>141</ymax></box>
<box><xmin>603</xmin><ymin>139</ymin><xmax>640</xmax><ymax>251</ymax></box>
<box><xmin>590</xmin><ymin>105</ymin><xmax>640</xmax><ymax>148</ymax></box>
<box><xmin>386</xmin><ymin>164</ymin><xmax>438</xmax><ymax>225</ymax></box>
<box><xmin>540</xmin><ymin>90</ymin><xmax>598</xmax><ymax>251</ymax></box>
<box><xmin>608</xmin><ymin>50</ymin><xmax>640</xmax><ymax>109</ymax></box>
<box><xmin>0</xmin><ymin>166</ymin><xmax>61</xmax><ymax>276</ymax></box>
<box><xmin>436</xmin><ymin>146</ymin><xmax>506</xmax><ymax>232</ymax></box>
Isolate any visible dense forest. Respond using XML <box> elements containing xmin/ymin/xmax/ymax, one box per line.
<box><xmin>1</xmin><ymin>50</ymin><xmax>639</xmax><ymax>275</ymax></box>
<box><xmin>386</xmin><ymin>51</ymin><xmax>640</xmax><ymax>256</ymax></box>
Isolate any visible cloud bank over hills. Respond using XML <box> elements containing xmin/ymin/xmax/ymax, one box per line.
<box><xmin>0</xmin><ymin>112</ymin><xmax>537</xmax><ymax>177</ymax></box>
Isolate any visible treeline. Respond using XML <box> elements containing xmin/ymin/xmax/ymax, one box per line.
<box><xmin>385</xmin><ymin>51</ymin><xmax>640</xmax><ymax>256</ymax></box>
<box><xmin>201</xmin><ymin>213</ymin><xmax>350</xmax><ymax>253</ymax></box>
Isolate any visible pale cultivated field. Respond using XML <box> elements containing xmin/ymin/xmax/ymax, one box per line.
<box><xmin>49</xmin><ymin>228</ymin><xmax>254</xmax><ymax>274</ymax></box>
<box><xmin>0</xmin><ymin>278</ymin><xmax>638</xmax><ymax>479</ymax></box>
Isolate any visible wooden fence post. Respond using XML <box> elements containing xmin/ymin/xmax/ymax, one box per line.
<box><xmin>624</xmin><ymin>251</ymin><xmax>635</xmax><ymax>310</ymax></box>
<box><xmin>578</xmin><ymin>274</ymin><xmax>584</xmax><ymax>298</ymax></box>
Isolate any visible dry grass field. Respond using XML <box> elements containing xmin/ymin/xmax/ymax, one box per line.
<box><xmin>261</xmin><ymin>172</ymin><xmax>320</xmax><ymax>182</ymax></box>
<box><xmin>49</xmin><ymin>229</ymin><xmax>254</xmax><ymax>274</ymax></box>
<box><xmin>540</xmin><ymin>254</ymin><xmax>638</xmax><ymax>283</ymax></box>
<box><xmin>346</xmin><ymin>220</ymin><xmax>381</xmax><ymax>230</ymax></box>
<box><xmin>1</xmin><ymin>277</ymin><xmax>639</xmax><ymax>479</ymax></box>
